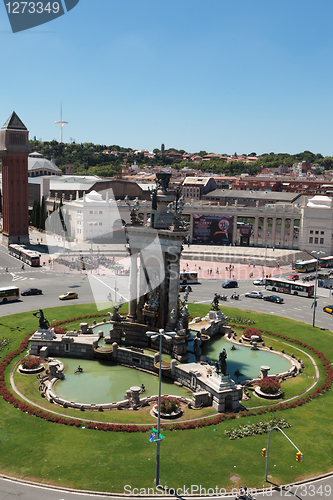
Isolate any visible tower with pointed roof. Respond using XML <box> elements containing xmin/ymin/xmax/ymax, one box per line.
<box><xmin>0</xmin><ymin>112</ymin><xmax>30</xmax><ymax>245</ymax></box>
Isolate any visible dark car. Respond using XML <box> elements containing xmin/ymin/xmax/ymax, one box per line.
<box><xmin>21</xmin><ymin>288</ymin><xmax>43</xmax><ymax>296</ymax></box>
<box><xmin>180</xmin><ymin>285</ymin><xmax>192</xmax><ymax>292</ymax></box>
<box><xmin>263</xmin><ymin>295</ymin><xmax>284</xmax><ymax>304</ymax></box>
<box><xmin>222</xmin><ymin>280</ymin><xmax>238</xmax><ymax>288</ymax></box>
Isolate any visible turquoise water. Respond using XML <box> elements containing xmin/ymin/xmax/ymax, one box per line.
<box><xmin>202</xmin><ymin>337</ymin><xmax>291</xmax><ymax>383</ymax></box>
<box><xmin>54</xmin><ymin>358</ymin><xmax>190</xmax><ymax>404</ymax></box>
<box><xmin>53</xmin><ymin>324</ymin><xmax>292</xmax><ymax>403</ymax></box>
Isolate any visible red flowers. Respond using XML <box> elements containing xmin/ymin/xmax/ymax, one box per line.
<box><xmin>258</xmin><ymin>377</ymin><xmax>281</xmax><ymax>394</ymax></box>
<box><xmin>20</xmin><ymin>356</ymin><xmax>41</xmax><ymax>370</ymax></box>
<box><xmin>243</xmin><ymin>327</ymin><xmax>263</xmax><ymax>340</ymax></box>
<box><xmin>155</xmin><ymin>396</ymin><xmax>180</xmax><ymax>414</ymax></box>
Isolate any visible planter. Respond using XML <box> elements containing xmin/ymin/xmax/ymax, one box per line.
<box><xmin>18</xmin><ymin>364</ymin><xmax>44</xmax><ymax>374</ymax></box>
<box><xmin>152</xmin><ymin>404</ymin><xmax>182</xmax><ymax>420</ymax></box>
<box><xmin>254</xmin><ymin>386</ymin><xmax>283</xmax><ymax>399</ymax></box>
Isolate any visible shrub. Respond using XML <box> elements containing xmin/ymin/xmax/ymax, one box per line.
<box><xmin>258</xmin><ymin>377</ymin><xmax>281</xmax><ymax>394</ymax></box>
<box><xmin>155</xmin><ymin>396</ymin><xmax>180</xmax><ymax>414</ymax></box>
<box><xmin>20</xmin><ymin>356</ymin><xmax>41</xmax><ymax>370</ymax></box>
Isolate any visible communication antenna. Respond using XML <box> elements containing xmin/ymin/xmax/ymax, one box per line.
<box><xmin>55</xmin><ymin>104</ymin><xmax>68</xmax><ymax>143</ymax></box>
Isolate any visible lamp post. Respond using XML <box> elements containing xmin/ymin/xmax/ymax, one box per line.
<box><xmin>310</xmin><ymin>250</ymin><xmax>325</xmax><ymax>328</ymax></box>
<box><xmin>146</xmin><ymin>329</ymin><xmax>176</xmax><ymax>486</ymax></box>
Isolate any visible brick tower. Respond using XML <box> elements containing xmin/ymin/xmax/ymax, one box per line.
<box><xmin>0</xmin><ymin>112</ymin><xmax>30</xmax><ymax>246</ymax></box>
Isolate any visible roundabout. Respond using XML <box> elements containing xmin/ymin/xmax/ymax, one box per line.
<box><xmin>1</xmin><ymin>301</ymin><xmax>333</xmax><ymax>495</ymax></box>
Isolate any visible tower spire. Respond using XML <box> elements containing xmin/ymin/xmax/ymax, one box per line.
<box><xmin>55</xmin><ymin>104</ymin><xmax>68</xmax><ymax>143</ymax></box>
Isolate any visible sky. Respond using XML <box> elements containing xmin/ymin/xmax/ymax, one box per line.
<box><xmin>1</xmin><ymin>0</ymin><xmax>333</xmax><ymax>156</ymax></box>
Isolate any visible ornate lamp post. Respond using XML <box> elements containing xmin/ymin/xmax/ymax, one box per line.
<box><xmin>146</xmin><ymin>329</ymin><xmax>176</xmax><ymax>486</ymax></box>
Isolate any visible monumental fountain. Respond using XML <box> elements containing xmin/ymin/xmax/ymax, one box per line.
<box><xmin>27</xmin><ymin>173</ymin><xmax>300</xmax><ymax>413</ymax></box>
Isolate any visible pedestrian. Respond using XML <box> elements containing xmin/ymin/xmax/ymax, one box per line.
<box><xmin>5</xmin><ymin>266</ymin><xmax>8</xmax><ymax>272</ymax></box>
<box><xmin>21</xmin><ymin>263</ymin><xmax>24</xmax><ymax>270</ymax></box>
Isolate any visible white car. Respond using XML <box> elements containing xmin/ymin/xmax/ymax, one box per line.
<box><xmin>245</xmin><ymin>291</ymin><xmax>263</xmax><ymax>299</ymax></box>
<box><xmin>253</xmin><ymin>278</ymin><xmax>266</xmax><ymax>286</ymax></box>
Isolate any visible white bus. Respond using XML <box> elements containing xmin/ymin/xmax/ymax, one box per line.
<box><xmin>0</xmin><ymin>286</ymin><xmax>20</xmax><ymax>304</ymax></box>
<box><xmin>265</xmin><ymin>278</ymin><xmax>314</xmax><ymax>298</ymax></box>
<box><xmin>8</xmin><ymin>244</ymin><xmax>40</xmax><ymax>266</ymax></box>
<box><xmin>179</xmin><ymin>272</ymin><xmax>198</xmax><ymax>284</ymax></box>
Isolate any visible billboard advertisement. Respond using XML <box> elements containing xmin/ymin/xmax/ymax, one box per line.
<box><xmin>192</xmin><ymin>214</ymin><xmax>233</xmax><ymax>244</ymax></box>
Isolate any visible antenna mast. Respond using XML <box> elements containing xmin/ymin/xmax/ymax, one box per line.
<box><xmin>55</xmin><ymin>104</ymin><xmax>68</xmax><ymax>143</ymax></box>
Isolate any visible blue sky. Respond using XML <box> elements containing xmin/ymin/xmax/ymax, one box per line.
<box><xmin>1</xmin><ymin>0</ymin><xmax>333</xmax><ymax>155</ymax></box>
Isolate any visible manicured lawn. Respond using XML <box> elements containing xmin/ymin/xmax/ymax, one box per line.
<box><xmin>0</xmin><ymin>303</ymin><xmax>333</xmax><ymax>492</ymax></box>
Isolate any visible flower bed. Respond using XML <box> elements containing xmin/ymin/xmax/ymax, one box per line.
<box><xmin>242</xmin><ymin>327</ymin><xmax>263</xmax><ymax>341</ymax></box>
<box><xmin>152</xmin><ymin>396</ymin><xmax>182</xmax><ymax>419</ymax></box>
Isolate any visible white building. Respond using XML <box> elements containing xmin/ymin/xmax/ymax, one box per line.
<box><xmin>299</xmin><ymin>195</ymin><xmax>333</xmax><ymax>255</ymax></box>
<box><xmin>63</xmin><ymin>190</ymin><xmax>130</xmax><ymax>242</ymax></box>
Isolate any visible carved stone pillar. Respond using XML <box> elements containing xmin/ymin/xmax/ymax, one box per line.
<box><xmin>254</xmin><ymin>217</ymin><xmax>259</xmax><ymax>246</ymax></box>
<box><xmin>263</xmin><ymin>217</ymin><xmax>268</xmax><ymax>244</ymax></box>
<box><xmin>232</xmin><ymin>215</ymin><xmax>237</xmax><ymax>244</ymax></box>
<box><xmin>280</xmin><ymin>219</ymin><xmax>286</xmax><ymax>247</ymax></box>
<box><xmin>128</xmin><ymin>253</ymin><xmax>137</xmax><ymax>321</ymax></box>
<box><xmin>289</xmin><ymin>219</ymin><xmax>294</xmax><ymax>248</ymax></box>
<box><xmin>272</xmin><ymin>218</ymin><xmax>277</xmax><ymax>247</ymax></box>
<box><xmin>189</xmin><ymin>214</ymin><xmax>194</xmax><ymax>243</ymax></box>
<box><xmin>137</xmin><ymin>254</ymin><xmax>147</xmax><ymax>324</ymax></box>
<box><xmin>166</xmin><ymin>256</ymin><xmax>180</xmax><ymax>331</ymax></box>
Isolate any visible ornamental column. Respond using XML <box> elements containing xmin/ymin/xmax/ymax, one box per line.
<box><xmin>280</xmin><ymin>219</ymin><xmax>286</xmax><ymax>247</ymax></box>
<box><xmin>189</xmin><ymin>214</ymin><xmax>194</xmax><ymax>243</ymax></box>
<box><xmin>232</xmin><ymin>215</ymin><xmax>238</xmax><ymax>244</ymax></box>
<box><xmin>263</xmin><ymin>217</ymin><xmax>268</xmax><ymax>245</ymax></box>
<box><xmin>128</xmin><ymin>253</ymin><xmax>137</xmax><ymax>321</ymax></box>
<box><xmin>289</xmin><ymin>219</ymin><xmax>295</xmax><ymax>248</ymax></box>
<box><xmin>166</xmin><ymin>255</ymin><xmax>180</xmax><ymax>331</ymax></box>
<box><xmin>272</xmin><ymin>218</ymin><xmax>277</xmax><ymax>247</ymax></box>
<box><xmin>254</xmin><ymin>217</ymin><xmax>259</xmax><ymax>246</ymax></box>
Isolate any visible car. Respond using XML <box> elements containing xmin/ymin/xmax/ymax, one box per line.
<box><xmin>180</xmin><ymin>285</ymin><xmax>192</xmax><ymax>292</ymax></box>
<box><xmin>222</xmin><ymin>280</ymin><xmax>238</xmax><ymax>288</ymax></box>
<box><xmin>253</xmin><ymin>278</ymin><xmax>266</xmax><ymax>285</ymax></box>
<box><xmin>21</xmin><ymin>288</ymin><xmax>43</xmax><ymax>296</ymax></box>
<box><xmin>59</xmin><ymin>292</ymin><xmax>78</xmax><ymax>301</ymax></box>
<box><xmin>244</xmin><ymin>291</ymin><xmax>263</xmax><ymax>299</ymax></box>
<box><xmin>287</xmin><ymin>274</ymin><xmax>299</xmax><ymax>281</ymax></box>
<box><xmin>263</xmin><ymin>295</ymin><xmax>284</xmax><ymax>304</ymax></box>
<box><xmin>323</xmin><ymin>305</ymin><xmax>333</xmax><ymax>314</ymax></box>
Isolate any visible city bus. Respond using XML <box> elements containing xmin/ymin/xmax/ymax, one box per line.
<box><xmin>8</xmin><ymin>244</ymin><xmax>40</xmax><ymax>266</ymax></box>
<box><xmin>265</xmin><ymin>277</ymin><xmax>314</xmax><ymax>298</ymax></box>
<box><xmin>179</xmin><ymin>271</ymin><xmax>198</xmax><ymax>284</ymax></box>
<box><xmin>0</xmin><ymin>286</ymin><xmax>20</xmax><ymax>304</ymax></box>
<box><xmin>294</xmin><ymin>259</ymin><xmax>317</xmax><ymax>273</ymax></box>
<box><xmin>319</xmin><ymin>256</ymin><xmax>333</xmax><ymax>268</ymax></box>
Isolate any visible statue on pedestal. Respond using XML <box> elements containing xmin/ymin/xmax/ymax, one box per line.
<box><xmin>219</xmin><ymin>348</ymin><xmax>227</xmax><ymax>375</ymax></box>
<box><xmin>33</xmin><ymin>309</ymin><xmax>50</xmax><ymax>330</ymax></box>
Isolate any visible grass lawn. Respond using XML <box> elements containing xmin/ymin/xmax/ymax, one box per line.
<box><xmin>0</xmin><ymin>303</ymin><xmax>333</xmax><ymax>492</ymax></box>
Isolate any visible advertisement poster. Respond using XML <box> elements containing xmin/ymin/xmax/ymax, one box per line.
<box><xmin>192</xmin><ymin>214</ymin><xmax>233</xmax><ymax>244</ymax></box>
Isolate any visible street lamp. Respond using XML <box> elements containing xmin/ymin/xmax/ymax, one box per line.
<box><xmin>146</xmin><ymin>329</ymin><xmax>176</xmax><ymax>486</ymax></box>
<box><xmin>311</xmin><ymin>250</ymin><xmax>326</xmax><ymax>328</ymax></box>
